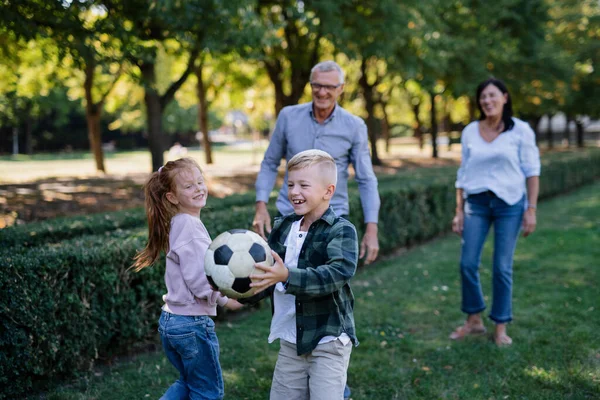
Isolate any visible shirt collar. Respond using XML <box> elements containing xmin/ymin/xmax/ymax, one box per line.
<box><xmin>289</xmin><ymin>206</ymin><xmax>337</xmax><ymax>226</ymax></box>
<box><xmin>309</xmin><ymin>102</ymin><xmax>339</xmax><ymax>124</ymax></box>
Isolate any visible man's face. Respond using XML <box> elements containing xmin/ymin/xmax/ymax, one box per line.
<box><xmin>310</xmin><ymin>70</ymin><xmax>344</xmax><ymax>114</ymax></box>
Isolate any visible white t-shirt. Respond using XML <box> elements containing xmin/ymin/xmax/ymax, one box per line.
<box><xmin>268</xmin><ymin>218</ymin><xmax>350</xmax><ymax>346</ymax></box>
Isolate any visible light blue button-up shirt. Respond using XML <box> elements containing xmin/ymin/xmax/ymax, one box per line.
<box><xmin>256</xmin><ymin>102</ymin><xmax>380</xmax><ymax>223</ymax></box>
<box><xmin>456</xmin><ymin>118</ymin><xmax>541</xmax><ymax>206</ymax></box>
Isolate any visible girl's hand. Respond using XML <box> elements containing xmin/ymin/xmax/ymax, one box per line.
<box><xmin>249</xmin><ymin>251</ymin><xmax>289</xmax><ymax>294</ymax></box>
<box><xmin>224</xmin><ymin>299</ymin><xmax>244</xmax><ymax>311</ymax></box>
<box><xmin>522</xmin><ymin>208</ymin><xmax>537</xmax><ymax>237</ymax></box>
<box><xmin>452</xmin><ymin>211</ymin><xmax>464</xmax><ymax>237</ymax></box>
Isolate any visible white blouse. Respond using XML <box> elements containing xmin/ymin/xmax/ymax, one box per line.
<box><xmin>455</xmin><ymin>118</ymin><xmax>541</xmax><ymax>206</ymax></box>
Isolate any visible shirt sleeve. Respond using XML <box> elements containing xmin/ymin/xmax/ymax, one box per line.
<box><xmin>174</xmin><ymin>236</ymin><xmax>229</xmax><ymax>308</ymax></box>
<box><xmin>455</xmin><ymin>126</ymin><xmax>470</xmax><ymax>189</ymax></box>
<box><xmin>255</xmin><ymin>109</ymin><xmax>287</xmax><ymax>203</ymax></box>
<box><xmin>349</xmin><ymin>117</ymin><xmax>380</xmax><ymax>223</ymax></box>
<box><xmin>285</xmin><ymin>223</ymin><xmax>359</xmax><ymax>298</ymax></box>
<box><xmin>518</xmin><ymin>122</ymin><xmax>541</xmax><ymax>177</ymax></box>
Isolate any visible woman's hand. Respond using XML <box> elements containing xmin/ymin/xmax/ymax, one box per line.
<box><xmin>522</xmin><ymin>208</ymin><xmax>537</xmax><ymax>237</ymax></box>
<box><xmin>452</xmin><ymin>211</ymin><xmax>465</xmax><ymax>237</ymax></box>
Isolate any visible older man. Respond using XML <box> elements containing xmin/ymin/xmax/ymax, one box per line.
<box><xmin>253</xmin><ymin>60</ymin><xmax>380</xmax><ymax>264</ymax></box>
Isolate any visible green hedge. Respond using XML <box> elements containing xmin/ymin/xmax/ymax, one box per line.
<box><xmin>0</xmin><ymin>168</ymin><xmax>456</xmax><ymax>249</ymax></box>
<box><xmin>0</xmin><ymin>231</ymin><xmax>161</xmax><ymax>399</ymax></box>
<box><xmin>0</xmin><ymin>190</ymin><xmax>277</xmax><ymax>249</ymax></box>
<box><xmin>1</xmin><ymin>149</ymin><xmax>599</xmax><ymax>398</ymax></box>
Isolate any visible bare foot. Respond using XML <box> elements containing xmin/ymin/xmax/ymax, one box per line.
<box><xmin>494</xmin><ymin>333</ymin><xmax>513</xmax><ymax>346</ymax></box>
<box><xmin>449</xmin><ymin>323</ymin><xmax>487</xmax><ymax>340</ymax></box>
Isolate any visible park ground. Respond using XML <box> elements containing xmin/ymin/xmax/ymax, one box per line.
<box><xmin>37</xmin><ymin>180</ymin><xmax>600</xmax><ymax>399</ymax></box>
<box><xmin>0</xmin><ymin>139</ymin><xmax>461</xmax><ymax>228</ymax></box>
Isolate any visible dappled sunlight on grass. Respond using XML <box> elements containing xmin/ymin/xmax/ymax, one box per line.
<box><xmin>524</xmin><ymin>365</ymin><xmax>561</xmax><ymax>384</ymax></box>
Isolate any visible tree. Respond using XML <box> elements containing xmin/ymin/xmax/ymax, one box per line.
<box><xmin>336</xmin><ymin>0</ymin><xmax>418</xmax><ymax>164</ymax></box>
<box><xmin>248</xmin><ymin>1</ymin><xmax>346</xmax><ymax>116</ymax></box>
<box><xmin>4</xmin><ymin>0</ymin><xmax>125</xmax><ymax>172</ymax></box>
<box><xmin>549</xmin><ymin>0</ymin><xmax>600</xmax><ymax>147</ymax></box>
<box><xmin>194</xmin><ymin>52</ymin><xmax>256</xmax><ymax>164</ymax></box>
<box><xmin>0</xmin><ymin>32</ymin><xmax>64</xmax><ymax>155</ymax></box>
<box><xmin>104</xmin><ymin>0</ymin><xmax>249</xmax><ymax>171</ymax></box>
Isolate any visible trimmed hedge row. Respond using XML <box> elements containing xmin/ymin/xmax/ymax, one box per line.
<box><xmin>0</xmin><ymin>167</ymin><xmax>456</xmax><ymax>249</ymax></box>
<box><xmin>1</xmin><ymin>149</ymin><xmax>599</xmax><ymax>398</ymax></box>
<box><xmin>0</xmin><ymin>191</ymin><xmax>278</xmax><ymax>249</ymax></box>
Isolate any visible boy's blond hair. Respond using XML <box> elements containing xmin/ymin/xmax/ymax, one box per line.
<box><xmin>287</xmin><ymin>149</ymin><xmax>337</xmax><ymax>185</ymax></box>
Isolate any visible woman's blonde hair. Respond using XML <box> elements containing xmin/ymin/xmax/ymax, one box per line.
<box><xmin>131</xmin><ymin>157</ymin><xmax>203</xmax><ymax>271</ymax></box>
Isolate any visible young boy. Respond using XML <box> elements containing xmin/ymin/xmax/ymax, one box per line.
<box><xmin>244</xmin><ymin>149</ymin><xmax>359</xmax><ymax>400</ymax></box>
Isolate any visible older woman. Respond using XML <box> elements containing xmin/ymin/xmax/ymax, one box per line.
<box><xmin>449</xmin><ymin>78</ymin><xmax>540</xmax><ymax>346</ymax></box>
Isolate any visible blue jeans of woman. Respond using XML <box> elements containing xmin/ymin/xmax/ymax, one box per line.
<box><xmin>158</xmin><ymin>311</ymin><xmax>224</xmax><ymax>400</ymax></box>
<box><xmin>460</xmin><ymin>192</ymin><xmax>525</xmax><ymax>323</ymax></box>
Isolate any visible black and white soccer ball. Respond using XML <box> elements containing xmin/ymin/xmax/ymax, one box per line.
<box><xmin>204</xmin><ymin>229</ymin><xmax>274</xmax><ymax>299</ymax></box>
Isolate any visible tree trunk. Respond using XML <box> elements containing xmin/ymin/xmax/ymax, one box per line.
<box><xmin>86</xmin><ymin>110</ymin><xmax>106</xmax><ymax>173</ymax></box>
<box><xmin>195</xmin><ymin>64</ymin><xmax>213</xmax><ymax>164</ymax></box>
<box><xmin>24</xmin><ymin>116</ymin><xmax>33</xmax><ymax>155</ymax></box>
<box><xmin>547</xmin><ymin>114</ymin><xmax>554</xmax><ymax>149</ymax></box>
<box><xmin>430</xmin><ymin>91</ymin><xmax>438</xmax><ymax>159</ymax></box>
<box><xmin>576</xmin><ymin>119</ymin><xmax>585</xmax><ymax>148</ymax></box>
<box><xmin>84</xmin><ymin>61</ymin><xmax>106</xmax><ymax>173</ymax></box>
<box><xmin>412</xmin><ymin>102</ymin><xmax>424</xmax><ymax>150</ymax></box>
<box><xmin>358</xmin><ymin>60</ymin><xmax>381</xmax><ymax>165</ymax></box>
<box><xmin>140</xmin><ymin>62</ymin><xmax>166</xmax><ymax>171</ymax></box>
<box><xmin>442</xmin><ymin>97</ymin><xmax>453</xmax><ymax>151</ymax></box>
<box><xmin>12</xmin><ymin>127</ymin><xmax>18</xmax><ymax>155</ymax></box>
<box><xmin>146</xmin><ymin>89</ymin><xmax>165</xmax><ymax>172</ymax></box>
<box><xmin>381</xmin><ymin>105</ymin><xmax>391</xmax><ymax>154</ymax></box>
<box><xmin>527</xmin><ymin>116</ymin><xmax>542</xmax><ymax>145</ymax></box>
<box><xmin>564</xmin><ymin>114</ymin><xmax>572</xmax><ymax>147</ymax></box>
<box><xmin>264</xmin><ymin>60</ymin><xmax>309</xmax><ymax>117</ymax></box>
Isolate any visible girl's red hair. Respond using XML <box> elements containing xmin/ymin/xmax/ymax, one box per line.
<box><xmin>131</xmin><ymin>157</ymin><xmax>203</xmax><ymax>271</ymax></box>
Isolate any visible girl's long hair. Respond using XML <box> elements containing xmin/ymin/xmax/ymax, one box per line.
<box><xmin>476</xmin><ymin>78</ymin><xmax>515</xmax><ymax>133</ymax></box>
<box><xmin>131</xmin><ymin>157</ymin><xmax>203</xmax><ymax>272</ymax></box>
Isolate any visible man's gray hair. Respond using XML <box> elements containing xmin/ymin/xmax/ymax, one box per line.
<box><xmin>310</xmin><ymin>61</ymin><xmax>345</xmax><ymax>84</ymax></box>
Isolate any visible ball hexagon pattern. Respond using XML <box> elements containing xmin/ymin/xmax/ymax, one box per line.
<box><xmin>204</xmin><ymin>229</ymin><xmax>274</xmax><ymax>299</ymax></box>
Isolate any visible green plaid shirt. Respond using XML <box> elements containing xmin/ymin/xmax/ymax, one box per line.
<box><xmin>243</xmin><ymin>207</ymin><xmax>359</xmax><ymax>355</ymax></box>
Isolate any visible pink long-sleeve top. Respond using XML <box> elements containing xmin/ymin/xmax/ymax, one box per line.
<box><xmin>162</xmin><ymin>213</ymin><xmax>228</xmax><ymax>316</ymax></box>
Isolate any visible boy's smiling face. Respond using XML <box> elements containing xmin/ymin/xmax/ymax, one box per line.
<box><xmin>287</xmin><ymin>164</ymin><xmax>335</xmax><ymax>220</ymax></box>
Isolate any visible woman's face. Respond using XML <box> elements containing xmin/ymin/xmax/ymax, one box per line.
<box><xmin>479</xmin><ymin>84</ymin><xmax>508</xmax><ymax>119</ymax></box>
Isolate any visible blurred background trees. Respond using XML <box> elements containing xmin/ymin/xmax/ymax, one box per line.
<box><xmin>1</xmin><ymin>0</ymin><xmax>598</xmax><ymax>171</ymax></box>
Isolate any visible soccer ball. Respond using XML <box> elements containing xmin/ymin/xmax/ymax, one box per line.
<box><xmin>204</xmin><ymin>229</ymin><xmax>274</xmax><ymax>299</ymax></box>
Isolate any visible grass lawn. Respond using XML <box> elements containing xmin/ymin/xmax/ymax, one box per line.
<box><xmin>41</xmin><ymin>182</ymin><xmax>600</xmax><ymax>400</ymax></box>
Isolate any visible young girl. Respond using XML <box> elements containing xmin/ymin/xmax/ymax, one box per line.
<box><xmin>132</xmin><ymin>157</ymin><xmax>242</xmax><ymax>400</ymax></box>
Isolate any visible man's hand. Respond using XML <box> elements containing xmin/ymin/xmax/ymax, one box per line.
<box><xmin>252</xmin><ymin>201</ymin><xmax>272</xmax><ymax>240</ymax></box>
<box><xmin>522</xmin><ymin>208</ymin><xmax>537</xmax><ymax>237</ymax></box>
<box><xmin>452</xmin><ymin>211</ymin><xmax>464</xmax><ymax>237</ymax></box>
<box><xmin>360</xmin><ymin>222</ymin><xmax>379</xmax><ymax>265</ymax></box>
<box><xmin>249</xmin><ymin>251</ymin><xmax>288</xmax><ymax>294</ymax></box>
<box><xmin>224</xmin><ymin>298</ymin><xmax>244</xmax><ymax>311</ymax></box>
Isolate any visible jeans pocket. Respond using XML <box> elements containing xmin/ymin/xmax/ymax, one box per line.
<box><xmin>167</xmin><ymin>331</ymin><xmax>198</xmax><ymax>359</ymax></box>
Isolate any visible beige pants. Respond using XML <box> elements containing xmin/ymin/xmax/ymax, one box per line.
<box><xmin>270</xmin><ymin>339</ymin><xmax>352</xmax><ymax>400</ymax></box>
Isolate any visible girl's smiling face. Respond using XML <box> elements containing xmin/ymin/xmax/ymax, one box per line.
<box><xmin>166</xmin><ymin>167</ymin><xmax>208</xmax><ymax>216</ymax></box>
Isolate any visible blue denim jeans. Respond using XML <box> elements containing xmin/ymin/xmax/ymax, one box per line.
<box><xmin>158</xmin><ymin>311</ymin><xmax>224</xmax><ymax>400</ymax></box>
<box><xmin>460</xmin><ymin>192</ymin><xmax>525</xmax><ymax>323</ymax></box>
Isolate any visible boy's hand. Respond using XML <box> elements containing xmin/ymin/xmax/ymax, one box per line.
<box><xmin>224</xmin><ymin>298</ymin><xmax>244</xmax><ymax>311</ymax></box>
<box><xmin>249</xmin><ymin>251</ymin><xmax>289</xmax><ymax>294</ymax></box>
